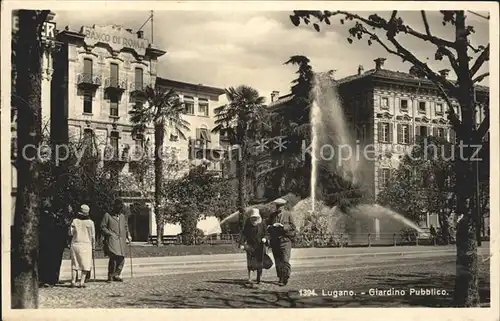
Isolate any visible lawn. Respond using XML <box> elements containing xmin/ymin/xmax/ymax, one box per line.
<box><xmin>62</xmin><ymin>243</ymin><xmax>242</xmax><ymax>259</ymax></box>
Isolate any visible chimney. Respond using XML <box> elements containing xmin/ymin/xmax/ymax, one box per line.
<box><xmin>271</xmin><ymin>91</ymin><xmax>280</xmax><ymax>103</ymax></box>
<box><xmin>374</xmin><ymin>58</ymin><xmax>386</xmax><ymax>71</ymax></box>
<box><xmin>358</xmin><ymin>65</ymin><xmax>364</xmax><ymax>75</ymax></box>
<box><xmin>439</xmin><ymin>69</ymin><xmax>450</xmax><ymax>79</ymax></box>
<box><xmin>136</xmin><ymin>30</ymin><xmax>144</xmax><ymax>39</ymax></box>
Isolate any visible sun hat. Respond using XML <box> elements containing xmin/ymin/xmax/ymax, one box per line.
<box><xmin>250</xmin><ymin>208</ymin><xmax>260</xmax><ymax>218</ymax></box>
<box><xmin>272</xmin><ymin>198</ymin><xmax>287</xmax><ymax>205</ymax></box>
<box><xmin>79</xmin><ymin>204</ymin><xmax>90</xmax><ymax>216</ymax></box>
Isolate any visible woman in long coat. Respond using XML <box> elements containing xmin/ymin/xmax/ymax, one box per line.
<box><xmin>238</xmin><ymin>208</ymin><xmax>268</xmax><ymax>285</ymax></box>
<box><xmin>101</xmin><ymin>199</ymin><xmax>131</xmax><ymax>282</ymax></box>
<box><xmin>69</xmin><ymin>204</ymin><xmax>95</xmax><ymax>288</ymax></box>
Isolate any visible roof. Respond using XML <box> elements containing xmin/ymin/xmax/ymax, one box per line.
<box><xmin>270</xmin><ymin>68</ymin><xmax>489</xmax><ymax>109</ymax></box>
<box><xmin>156</xmin><ymin>77</ymin><xmax>225</xmax><ymax>96</ymax></box>
<box><xmin>337</xmin><ymin>68</ymin><xmax>489</xmax><ymax>93</ymax></box>
<box><xmin>268</xmin><ymin>93</ymin><xmax>293</xmax><ymax>108</ymax></box>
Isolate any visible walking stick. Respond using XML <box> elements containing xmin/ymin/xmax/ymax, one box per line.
<box><xmin>129</xmin><ymin>243</ymin><xmax>133</xmax><ymax>278</ymax></box>
<box><xmin>92</xmin><ymin>248</ymin><xmax>96</xmax><ymax>281</ymax></box>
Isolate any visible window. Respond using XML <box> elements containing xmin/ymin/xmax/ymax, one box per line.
<box><xmin>198</xmin><ymin>98</ymin><xmax>209</xmax><ymax>116</ymax></box>
<box><xmin>110</xmin><ymin>63</ymin><xmax>119</xmax><ymax>87</ymax></box>
<box><xmin>83</xmin><ymin>92</ymin><xmax>93</xmax><ymax>114</ymax></box>
<box><xmin>380</xmin><ymin>168</ymin><xmax>391</xmax><ymax>189</ymax></box>
<box><xmin>417</xmin><ymin>125</ymin><xmax>428</xmax><ymax>137</ymax></box>
<box><xmin>381</xmin><ymin>97</ymin><xmax>389</xmax><ymax>109</ymax></box>
<box><xmin>83</xmin><ymin>58</ymin><xmax>93</xmax><ymax>78</ymax></box>
<box><xmin>418</xmin><ymin>101</ymin><xmax>426</xmax><ymax>113</ymax></box>
<box><xmin>377</xmin><ymin>122</ymin><xmax>392</xmax><ymax>143</ymax></box>
<box><xmin>400</xmin><ymin>99</ymin><xmax>408</xmax><ymax>111</ymax></box>
<box><xmin>397</xmin><ymin>124</ymin><xmax>411</xmax><ymax>144</ymax></box>
<box><xmin>110</xmin><ymin>131</ymin><xmax>119</xmax><ymax>158</ymax></box>
<box><xmin>197</xmin><ymin>128</ymin><xmax>211</xmax><ymax>142</ymax></box>
<box><xmin>134</xmin><ymin>68</ymin><xmax>143</xmax><ymax>90</ymax></box>
<box><xmin>434</xmin><ymin>127</ymin><xmax>445</xmax><ymax>138</ymax></box>
<box><xmin>184</xmin><ymin>96</ymin><xmax>194</xmax><ymax>114</ymax></box>
<box><xmin>110</xmin><ymin>94</ymin><xmax>119</xmax><ymax>117</ymax></box>
<box><xmin>435</xmin><ymin>103</ymin><xmax>444</xmax><ymax>115</ymax></box>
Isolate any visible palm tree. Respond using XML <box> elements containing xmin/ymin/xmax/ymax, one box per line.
<box><xmin>129</xmin><ymin>85</ymin><xmax>189</xmax><ymax>246</ymax></box>
<box><xmin>212</xmin><ymin>85</ymin><xmax>268</xmax><ymax>228</ymax></box>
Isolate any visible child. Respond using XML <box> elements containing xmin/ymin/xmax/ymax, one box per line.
<box><xmin>238</xmin><ymin>208</ymin><xmax>268</xmax><ymax>285</ymax></box>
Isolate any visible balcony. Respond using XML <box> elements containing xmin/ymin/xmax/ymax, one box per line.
<box><xmin>104</xmin><ymin>77</ymin><xmax>127</xmax><ymax>94</ymax></box>
<box><xmin>76</xmin><ymin>73</ymin><xmax>101</xmax><ymax>91</ymax></box>
<box><xmin>129</xmin><ymin>81</ymin><xmax>147</xmax><ymax>98</ymax></box>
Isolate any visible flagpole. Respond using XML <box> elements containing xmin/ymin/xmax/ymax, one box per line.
<box><xmin>151</xmin><ymin>10</ymin><xmax>154</xmax><ymax>44</ymax></box>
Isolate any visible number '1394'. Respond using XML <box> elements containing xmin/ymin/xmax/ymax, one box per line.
<box><xmin>299</xmin><ymin>289</ymin><xmax>318</xmax><ymax>297</ymax></box>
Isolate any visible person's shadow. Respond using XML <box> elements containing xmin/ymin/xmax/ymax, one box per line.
<box><xmin>207</xmin><ymin>279</ymin><xmax>279</xmax><ymax>289</ymax></box>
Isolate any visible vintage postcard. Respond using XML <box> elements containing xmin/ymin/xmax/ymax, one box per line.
<box><xmin>1</xmin><ymin>1</ymin><xmax>498</xmax><ymax>321</ymax></box>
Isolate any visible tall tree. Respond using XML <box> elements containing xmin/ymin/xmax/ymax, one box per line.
<box><xmin>11</xmin><ymin>9</ymin><xmax>50</xmax><ymax>308</ymax></box>
<box><xmin>267</xmin><ymin>56</ymin><xmax>315</xmax><ymax>197</ymax></box>
<box><xmin>129</xmin><ymin>86</ymin><xmax>189</xmax><ymax>246</ymax></box>
<box><xmin>290</xmin><ymin>10</ymin><xmax>490</xmax><ymax>306</ymax></box>
<box><xmin>212</xmin><ymin>85</ymin><xmax>268</xmax><ymax>229</ymax></box>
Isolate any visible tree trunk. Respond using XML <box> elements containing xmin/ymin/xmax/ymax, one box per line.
<box><xmin>451</xmin><ymin>11</ymin><xmax>480</xmax><ymax>307</ymax></box>
<box><xmin>11</xmin><ymin>10</ymin><xmax>47</xmax><ymax>309</ymax></box>
<box><xmin>236</xmin><ymin>145</ymin><xmax>248</xmax><ymax>230</ymax></box>
<box><xmin>154</xmin><ymin>123</ymin><xmax>165</xmax><ymax>246</ymax></box>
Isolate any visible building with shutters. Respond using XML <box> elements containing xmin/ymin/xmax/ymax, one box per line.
<box><xmin>11</xmin><ymin>20</ymin><xmax>226</xmax><ymax>241</ymax></box>
<box><xmin>269</xmin><ymin>58</ymin><xmax>489</xmax><ymax>199</ymax></box>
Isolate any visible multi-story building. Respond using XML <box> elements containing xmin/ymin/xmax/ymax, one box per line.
<box><xmin>11</xmin><ymin>19</ymin><xmax>227</xmax><ymax>241</ymax></box>
<box><xmin>269</xmin><ymin>58</ymin><xmax>489</xmax><ymax>234</ymax></box>
<box><xmin>271</xmin><ymin>58</ymin><xmax>489</xmax><ymax>198</ymax></box>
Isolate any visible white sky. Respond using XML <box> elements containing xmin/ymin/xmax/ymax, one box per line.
<box><xmin>54</xmin><ymin>10</ymin><xmax>490</xmax><ymax>103</ymax></box>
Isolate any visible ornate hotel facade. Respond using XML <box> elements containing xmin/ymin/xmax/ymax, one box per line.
<box><xmin>270</xmin><ymin>58</ymin><xmax>489</xmax><ymax>230</ymax></box>
<box><xmin>11</xmin><ymin>17</ymin><xmax>226</xmax><ymax>241</ymax></box>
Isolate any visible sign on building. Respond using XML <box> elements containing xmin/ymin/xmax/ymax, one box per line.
<box><xmin>81</xmin><ymin>25</ymin><xmax>150</xmax><ymax>56</ymax></box>
<box><xmin>11</xmin><ymin>12</ymin><xmax>57</xmax><ymax>40</ymax></box>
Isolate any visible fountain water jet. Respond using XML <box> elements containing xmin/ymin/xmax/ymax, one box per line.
<box><xmin>310</xmin><ymin>72</ymin><xmax>424</xmax><ymax>236</ymax></box>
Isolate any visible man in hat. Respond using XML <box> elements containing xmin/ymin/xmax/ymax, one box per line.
<box><xmin>101</xmin><ymin>199</ymin><xmax>132</xmax><ymax>282</ymax></box>
<box><xmin>267</xmin><ymin>198</ymin><xmax>296</xmax><ymax>286</ymax></box>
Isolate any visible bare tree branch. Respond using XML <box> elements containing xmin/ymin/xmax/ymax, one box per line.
<box><xmin>469</xmin><ymin>44</ymin><xmax>490</xmax><ymax>77</ymax></box>
<box><xmin>421</xmin><ymin>11</ymin><xmax>432</xmax><ymax>37</ymax></box>
<box><xmin>437</xmin><ymin>46</ymin><xmax>460</xmax><ymax>74</ymax></box>
<box><xmin>468</xmin><ymin>43</ymin><xmax>481</xmax><ymax>54</ymax></box>
<box><xmin>472</xmin><ymin>72</ymin><xmax>489</xmax><ymax>84</ymax></box>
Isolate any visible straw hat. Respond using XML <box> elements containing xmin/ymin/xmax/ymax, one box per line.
<box><xmin>250</xmin><ymin>208</ymin><xmax>260</xmax><ymax>218</ymax></box>
<box><xmin>272</xmin><ymin>198</ymin><xmax>287</xmax><ymax>206</ymax></box>
<box><xmin>79</xmin><ymin>204</ymin><xmax>90</xmax><ymax>216</ymax></box>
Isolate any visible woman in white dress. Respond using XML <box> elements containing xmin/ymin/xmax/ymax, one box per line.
<box><xmin>69</xmin><ymin>204</ymin><xmax>95</xmax><ymax>288</ymax></box>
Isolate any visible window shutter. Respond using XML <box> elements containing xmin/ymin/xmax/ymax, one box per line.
<box><xmin>409</xmin><ymin>125</ymin><xmax>414</xmax><ymax>144</ymax></box>
<box><xmin>196</xmin><ymin>128</ymin><xmax>201</xmax><ymax>140</ymax></box>
<box><xmin>449</xmin><ymin>128</ymin><xmax>456</xmax><ymax>144</ymax></box>
<box><xmin>378</xmin><ymin>168</ymin><xmax>383</xmax><ymax>190</ymax></box>
<box><xmin>397</xmin><ymin>124</ymin><xmax>402</xmax><ymax>144</ymax></box>
<box><xmin>374</xmin><ymin>95</ymin><xmax>380</xmax><ymax>109</ymax></box>
<box><xmin>389</xmin><ymin>123</ymin><xmax>393</xmax><ymax>143</ymax></box>
<box><xmin>377</xmin><ymin>122</ymin><xmax>383</xmax><ymax>143</ymax></box>
<box><xmin>433</xmin><ymin>127</ymin><xmax>438</xmax><ymax>137</ymax></box>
